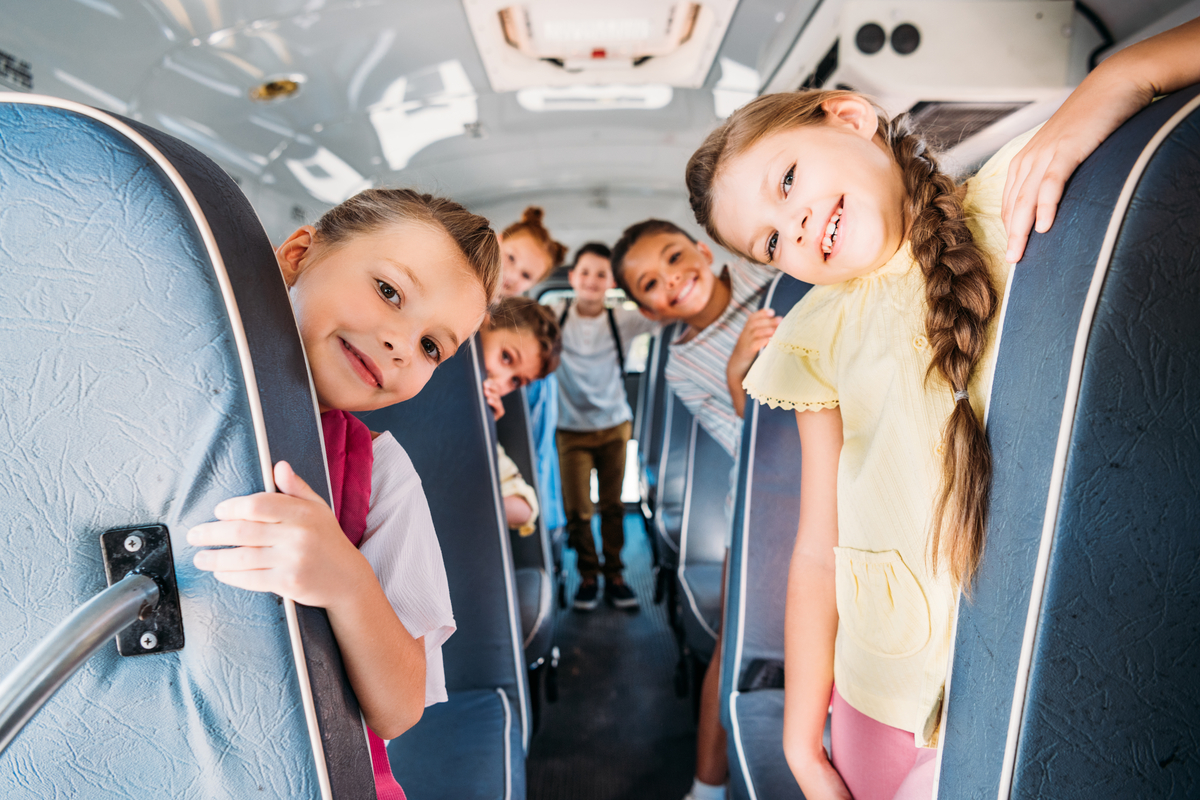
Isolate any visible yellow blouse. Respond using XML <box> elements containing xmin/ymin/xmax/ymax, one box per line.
<box><xmin>743</xmin><ymin>127</ymin><xmax>1037</xmax><ymax>746</ymax></box>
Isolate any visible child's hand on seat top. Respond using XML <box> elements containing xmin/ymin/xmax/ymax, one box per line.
<box><xmin>728</xmin><ymin>308</ymin><xmax>780</xmax><ymax>384</ymax></box>
<box><xmin>188</xmin><ymin>460</ymin><xmax>373</xmax><ymax>611</ymax></box>
<box><xmin>1003</xmin><ymin>16</ymin><xmax>1200</xmax><ymax>263</ymax></box>
<box><xmin>482</xmin><ymin>378</ymin><xmax>506</xmax><ymax>420</ymax></box>
<box><xmin>1002</xmin><ymin>71</ymin><xmax>1149</xmax><ymax>264</ymax></box>
<box><xmin>726</xmin><ymin>307</ymin><xmax>781</xmax><ymax>418</ymax></box>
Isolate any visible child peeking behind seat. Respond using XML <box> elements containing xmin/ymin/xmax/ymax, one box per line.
<box><xmin>478</xmin><ymin>295</ymin><xmax>563</xmax><ymax>536</ymax></box>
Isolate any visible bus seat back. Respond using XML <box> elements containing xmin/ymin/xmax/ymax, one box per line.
<box><xmin>496</xmin><ymin>387</ymin><xmax>556</xmax><ymax>665</ymax></box>
<box><xmin>360</xmin><ymin>340</ymin><xmax>528</xmax><ymax>706</ymax></box>
<box><xmin>677</xmin><ymin>421</ymin><xmax>735</xmax><ymax>661</ymax></box>
<box><xmin>0</xmin><ymin>95</ymin><xmax>372</xmax><ymax>798</ymax></box>
<box><xmin>722</xmin><ymin>274</ymin><xmax>812</xmax><ymax>800</ymax></box>
<box><xmin>654</xmin><ymin>391</ymin><xmax>694</xmax><ymax>566</ymax></box>
<box><xmin>640</xmin><ymin>322</ymin><xmax>680</xmax><ymax>503</ymax></box>
<box><xmin>942</xmin><ymin>84</ymin><xmax>1200</xmax><ymax>798</ymax></box>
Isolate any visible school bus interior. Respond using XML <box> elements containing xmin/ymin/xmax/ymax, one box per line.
<box><xmin>1</xmin><ymin>1</ymin><xmax>1199</xmax><ymax>799</ymax></box>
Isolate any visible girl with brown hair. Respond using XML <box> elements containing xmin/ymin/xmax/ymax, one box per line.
<box><xmin>497</xmin><ymin>206</ymin><xmax>571</xmax><ymax>547</ymax></box>
<box><xmin>498</xmin><ymin>205</ymin><xmax>568</xmax><ymax>298</ymax></box>
<box><xmin>684</xmin><ymin>19</ymin><xmax>1200</xmax><ymax>799</ymax></box>
<box><xmin>190</xmin><ymin>187</ymin><xmax>499</xmax><ymax>800</ymax></box>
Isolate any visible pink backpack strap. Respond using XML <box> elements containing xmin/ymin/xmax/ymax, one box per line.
<box><xmin>320</xmin><ymin>408</ymin><xmax>373</xmax><ymax>546</ymax></box>
<box><xmin>320</xmin><ymin>409</ymin><xmax>406</xmax><ymax>800</ymax></box>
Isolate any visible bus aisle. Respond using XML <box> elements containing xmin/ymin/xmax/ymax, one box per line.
<box><xmin>528</xmin><ymin>512</ymin><xmax>696</xmax><ymax>799</ymax></box>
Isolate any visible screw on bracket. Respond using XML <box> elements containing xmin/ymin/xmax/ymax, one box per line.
<box><xmin>123</xmin><ymin>535</ymin><xmax>143</xmax><ymax>552</ymax></box>
<box><xmin>139</xmin><ymin>632</ymin><xmax>158</xmax><ymax>650</ymax></box>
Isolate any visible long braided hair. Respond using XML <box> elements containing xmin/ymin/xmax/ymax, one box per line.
<box><xmin>686</xmin><ymin>90</ymin><xmax>997</xmax><ymax>589</ymax></box>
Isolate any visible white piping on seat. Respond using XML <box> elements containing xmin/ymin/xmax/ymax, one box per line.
<box><xmin>522</xmin><ymin>569</ymin><xmax>552</xmax><ymax>651</ymax></box>
<box><xmin>729</xmin><ymin>690</ymin><xmax>760</xmax><ymax>800</ymax></box>
<box><xmin>496</xmin><ymin>687</ymin><xmax>513</xmax><ymax>800</ymax></box>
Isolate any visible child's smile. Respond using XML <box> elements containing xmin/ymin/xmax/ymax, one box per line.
<box><xmin>712</xmin><ymin>95</ymin><xmax>908</xmax><ymax>285</ymax></box>
<box><xmin>621</xmin><ymin>231</ymin><xmax>722</xmax><ymax>324</ymax></box>
<box><xmin>277</xmin><ymin>221</ymin><xmax>487</xmax><ymax>413</ymax></box>
<box><xmin>340</xmin><ymin>336</ymin><xmax>384</xmax><ymax>389</ymax></box>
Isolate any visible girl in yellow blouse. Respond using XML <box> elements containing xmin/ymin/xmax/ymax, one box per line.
<box><xmin>682</xmin><ymin>19</ymin><xmax>1200</xmax><ymax>800</ymax></box>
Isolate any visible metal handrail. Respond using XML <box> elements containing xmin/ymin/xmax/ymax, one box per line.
<box><xmin>0</xmin><ymin>574</ymin><xmax>160</xmax><ymax>755</ymax></box>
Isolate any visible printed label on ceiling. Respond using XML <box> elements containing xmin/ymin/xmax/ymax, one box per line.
<box><xmin>0</xmin><ymin>50</ymin><xmax>33</xmax><ymax>91</ymax></box>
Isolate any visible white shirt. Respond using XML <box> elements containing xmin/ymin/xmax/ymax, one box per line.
<box><xmin>359</xmin><ymin>432</ymin><xmax>456</xmax><ymax>707</ymax></box>
<box><xmin>551</xmin><ymin>300</ymin><xmax>660</xmax><ymax>432</ymax></box>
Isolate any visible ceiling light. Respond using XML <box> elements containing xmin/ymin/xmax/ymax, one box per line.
<box><xmin>516</xmin><ymin>83</ymin><xmax>673</xmax><ymax>111</ymax></box>
<box><xmin>465</xmin><ymin>0</ymin><xmax>737</xmax><ymax>91</ymax></box>
<box><xmin>250</xmin><ymin>74</ymin><xmax>304</xmax><ymax>102</ymax></box>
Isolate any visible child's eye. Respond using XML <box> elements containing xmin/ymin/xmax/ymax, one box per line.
<box><xmin>668</xmin><ymin>251</ymin><xmax>680</xmax><ymax>264</ymax></box>
<box><xmin>781</xmin><ymin>164</ymin><xmax>794</xmax><ymax>197</ymax></box>
<box><xmin>377</xmin><ymin>280</ymin><xmax>401</xmax><ymax>306</ymax></box>
<box><xmin>511</xmin><ymin>375</ymin><xmax>521</xmax><ymax>388</ymax></box>
<box><xmin>644</xmin><ymin>278</ymin><xmax>657</xmax><ymax>292</ymax></box>
<box><xmin>765</xmin><ymin>232</ymin><xmax>779</xmax><ymax>262</ymax></box>
<box><xmin>501</xmin><ymin>349</ymin><xmax>513</xmax><ymax>365</ymax></box>
<box><xmin>422</xmin><ymin>337</ymin><xmax>441</xmax><ymax>361</ymax></box>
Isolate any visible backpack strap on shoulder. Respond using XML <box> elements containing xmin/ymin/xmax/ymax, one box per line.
<box><xmin>606</xmin><ymin>306</ymin><xmax>625</xmax><ymax>370</ymax></box>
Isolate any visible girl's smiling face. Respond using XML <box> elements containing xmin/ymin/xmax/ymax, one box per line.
<box><xmin>479</xmin><ymin>326</ymin><xmax>543</xmax><ymax>396</ymax></box>
<box><xmin>278</xmin><ymin>221</ymin><xmax>487</xmax><ymax>413</ymax></box>
<box><xmin>712</xmin><ymin>95</ymin><xmax>909</xmax><ymax>285</ymax></box>
<box><xmin>498</xmin><ymin>232</ymin><xmax>553</xmax><ymax>297</ymax></box>
<box><xmin>619</xmin><ymin>232</ymin><xmax>717</xmax><ymax>321</ymax></box>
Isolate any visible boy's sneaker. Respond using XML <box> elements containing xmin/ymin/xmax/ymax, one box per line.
<box><xmin>573</xmin><ymin>581</ymin><xmax>599</xmax><ymax>611</ymax></box>
<box><xmin>606</xmin><ymin>581</ymin><xmax>639</xmax><ymax>609</ymax></box>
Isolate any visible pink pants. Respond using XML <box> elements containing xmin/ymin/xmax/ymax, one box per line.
<box><xmin>830</xmin><ymin>688</ymin><xmax>936</xmax><ymax>800</ymax></box>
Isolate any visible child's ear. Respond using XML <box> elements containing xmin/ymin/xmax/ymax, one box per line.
<box><xmin>696</xmin><ymin>241</ymin><xmax>714</xmax><ymax>267</ymax></box>
<box><xmin>821</xmin><ymin>94</ymin><xmax>879</xmax><ymax>140</ymax></box>
<box><xmin>275</xmin><ymin>226</ymin><xmax>318</xmax><ymax>287</ymax></box>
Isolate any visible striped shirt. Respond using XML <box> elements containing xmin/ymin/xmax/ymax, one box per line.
<box><xmin>665</xmin><ymin>259</ymin><xmax>777</xmax><ymax>457</ymax></box>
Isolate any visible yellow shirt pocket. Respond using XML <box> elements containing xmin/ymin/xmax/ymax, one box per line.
<box><xmin>833</xmin><ymin>547</ymin><xmax>931</xmax><ymax>659</ymax></box>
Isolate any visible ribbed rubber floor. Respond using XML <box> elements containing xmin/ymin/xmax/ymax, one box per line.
<box><xmin>527</xmin><ymin>513</ymin><xmax>696</xmax><ymax>800</ymax></box>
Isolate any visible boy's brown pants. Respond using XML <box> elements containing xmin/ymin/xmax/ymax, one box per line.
<box><xmin>556</xmin><ymin>420</ymin><xmax>631</xmax><ymax>582</ymax></box>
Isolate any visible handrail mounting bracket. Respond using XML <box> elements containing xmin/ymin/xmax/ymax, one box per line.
<box><xmin>100</xmin><ymin>525</ymin><xmax>184</xmax><ymax>656</ymax></box>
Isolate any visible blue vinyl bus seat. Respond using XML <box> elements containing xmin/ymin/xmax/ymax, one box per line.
<box><xmin>720</xmin><ymin>274</ymin><xmax>813</xmax><ymax>800</ymax></box>
<box><xmin>496</xmin><ymin>388</ymin><xmax>555</xmax><ymax>669</ymax></box>
<box><xmin>496</xmin><ymin>387</ymin><xmax>558</xmax><ymax>729</ymax></box>
<box><xmin>940</xmin><ymin>84</ymin><xmax>1200</xmax><ymax>799</ymax></box>
<box><xmin>0</xmin><ymin>94</ymin><xmax>373</xmax><ymax>798</ymax></box>
<box><xmin>676</xmin><ymin>422</ymin><xmax>735</xmax><ymax>665</ymax></box>
<box><xmin>362</xmin><ymin>337</ymin><xmax>529</xmax><ymax>800</ymax></box>
<box><xmin>639</xmin><ymin>323</ymin><xmax>680</xmax><ymax>516</ymax></box>
<box><xmin>653</xmin><ymin>391</ymin><xmax>694</xmax><ymax>573</ymax></box>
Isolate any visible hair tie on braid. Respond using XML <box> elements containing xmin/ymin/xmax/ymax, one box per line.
<box><xmin>953</xmin><ymin>389</ymin><xmax>970</xmax><ymax>402</ymax></box>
